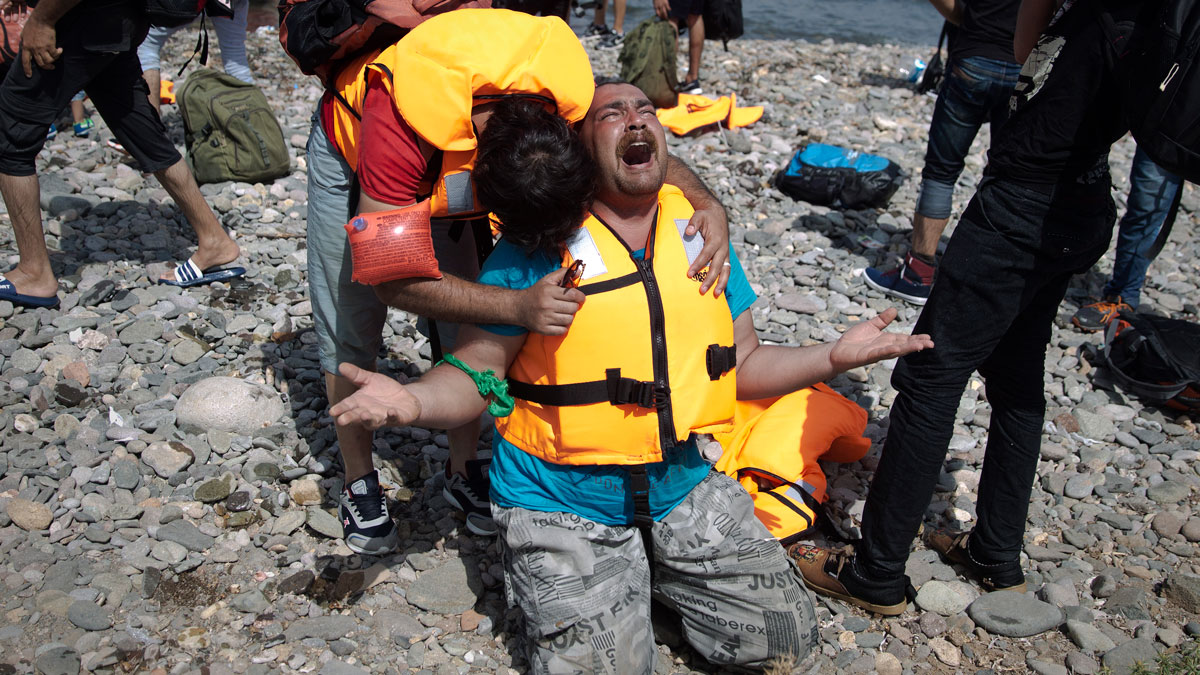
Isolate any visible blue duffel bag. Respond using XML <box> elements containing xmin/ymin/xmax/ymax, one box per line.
<box><xmin>773</xmin><ymin>143</ymin><xmax>904</xmax><ymax>209</ymax></box>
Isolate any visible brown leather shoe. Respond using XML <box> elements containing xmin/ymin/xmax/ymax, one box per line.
<box><xmin>787</xmin><ymin>544</ymin><xmax>908</xmax><ymax>616</ymax></box>
<box><xmin>925</xmin><ymin>529</ymin><xmax>1027</xmax><ymax>593</ymax></box>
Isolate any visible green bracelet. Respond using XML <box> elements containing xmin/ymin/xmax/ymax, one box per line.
<box><xmin>436</xmin><ymin>354</ymin><xmax>515</xmax><ymax>417</ymax></box>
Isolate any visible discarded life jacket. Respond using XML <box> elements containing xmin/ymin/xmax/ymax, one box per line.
<box><xmin>656</xmin><ymin>92</ymin><xmax>763</xmax><ymax>136</ymax></box>
<box><xmin>715</xmin><ymin>384</ymin><xmax>870</xmax><ymax>543</ymax></box>
<box><xmin>277</xmin><ymin>0</ymin><xmax>491</xmax><ymax>83</ymax></box>
<box><xmin>326</xmin><ymin>9</ymin><xmax>594</xmax><ymax>219</ymax></box>
<box><xmin>498</xmin><ymin>185</ymin><xmax>737</xmax><ymax>465</ymax></box>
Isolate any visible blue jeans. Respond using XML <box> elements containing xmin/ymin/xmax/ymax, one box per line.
<box><xmin>1102</xmin><ymin>146</ymin><xmax>1183</xmax><ymax>307</ymax></box>
<box><xmin>858</xmin><ymin>176</ymin><xmax>1116</xmax><ymax>586</ymax></box>
<box><xmin>916</xmin><ymin>56</ymin><xmax>1023</xmax><ymax>220</ymax></box>
<box><xmin>137</xmin><ymin>0</ymin><xmax>254</xmax><ymax>84</ymax></box>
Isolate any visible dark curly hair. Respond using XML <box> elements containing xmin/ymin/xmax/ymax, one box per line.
<box><xmin>474</xmin><ymin>97</ymin><xmax>596</xmax><ymax>256</ymax></box>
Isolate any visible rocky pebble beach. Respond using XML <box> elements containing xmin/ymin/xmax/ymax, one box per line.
<box><xmin>0</xmin><ymin>23</ymin><xmax>1198</xmax><ymax>675</ymax></box>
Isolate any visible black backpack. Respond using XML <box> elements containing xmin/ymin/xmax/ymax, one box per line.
<box><xmin>1114</xmin><ymin>0</ymin><xmax>1200</xmax><ymax>183</ymax></box>
<box><xmin>702</xmin><ymin>0</ymin><xmax>742</xmax><ymax>51</ymax></box>
<box><xmin>1091</xmin><ymin>311</ymin><xmax>1200</xmax><ymax>410</ymax></box>
<box><xmin>144</xmin><ymin>0</ymin><xmax>233</xmax><ymax>28</ymax></box>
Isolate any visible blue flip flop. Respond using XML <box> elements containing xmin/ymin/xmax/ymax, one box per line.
<box><xmin>0</xmin><ymin>275</ymin><xmax>60</xmax><ymax>309</ymax></box>
<box><xmin>158</xmin><ymin>258</ymin><xmax>247</xmax><ymax>287</ymax></box>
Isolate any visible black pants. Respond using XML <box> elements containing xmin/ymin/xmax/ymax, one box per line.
<box><xmin>0</xmin><ymin>21</ymin><xmax>179</xmax><ymax>176</ymax></box>
<box><xmin>857</xmin><ymin>176</ymin><xmax>1116</xmax><ymax>588</ymax></box>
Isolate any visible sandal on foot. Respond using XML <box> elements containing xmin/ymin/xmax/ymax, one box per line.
<box><xmin>0</xmin><ymin>275</ymin><xmax>60</xmax><ymax>309</ymax></box>
<box><xmin>157</xmin><ymin>258</ymin><xmax>246</xmax><ymax>287</ymax></box>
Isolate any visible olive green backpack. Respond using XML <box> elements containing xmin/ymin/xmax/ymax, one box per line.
<box><xmin>177</xmin><ymin>68</ymin><xmax>290</xmax><ymax>184</ymax></box>
<box><xmin>618</xmin><ymin>18</ymin><xmax>678</xmax><ymax>109</ymax></box>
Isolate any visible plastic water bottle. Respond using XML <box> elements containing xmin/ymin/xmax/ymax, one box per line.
<box><xmin>897</xmin><ymin>58</ymin><xmax>928</xmax><ymax>84</ymax></box>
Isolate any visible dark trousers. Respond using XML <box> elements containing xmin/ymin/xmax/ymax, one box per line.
<box><xmin>857</xmin><ymin>176</ymin><xmax>1116</xmax><ymax>585</ymax></box>
<box><xmin>0</xmin><ymin>18</ymin><xmax>178</xmax><ymax>176</ymax></box>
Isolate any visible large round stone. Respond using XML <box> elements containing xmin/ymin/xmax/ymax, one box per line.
<box><xmin>7</xmin><ymin>498</ymin><xmax>53</xmax><ymax>531</ymax></box>
<box><xmin>174</xmin><ymin>377</ymin><xmax>285</xmax><ymax>435</ymax></box>
<box><xmin>968</xmin><ymin>591</ymin><xmax>1064</xmax><ymax>637</ymax></box>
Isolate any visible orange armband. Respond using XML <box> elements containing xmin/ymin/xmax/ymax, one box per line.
<box><xmin>345</xmin><ymin>200</ymin><xmax>442</xmax><ymax>285</ymax></box>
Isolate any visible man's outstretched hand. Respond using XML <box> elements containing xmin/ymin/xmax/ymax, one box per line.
<box><xmin>518</xmin><ymin>267</ymin><xmax>586</xmax><ymax>336</ymax></box>
<box><xmin>330</xmin><ymin>364</ymin><xmax>420</xmax><ymax>430</ymax></box>
<box><xmin>829</xmin><ymin>307</ymin><xmax>934</xmax><ymax>372</ymax></box>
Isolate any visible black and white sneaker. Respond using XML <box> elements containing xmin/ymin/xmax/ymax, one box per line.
<box><xmin>339</xmin><ymin>470</ymin><xmax>400</xmax><ymax>555</ymax></box>
<box><xmin>597</xmin><ymin>32</ymin><xmax>624</xmax><ymax>50</ymax></box>
<box><xmin>678</xmin><ymin>79</ymin><xmax>703</xmax><ymax>95</ymax></box>
<box><xmin>582</xmin><ymin>22</ymin><xmax>614</xmax><ymax>40</ymax></box>
<box><xmin>442</xmin><ymin>458</ymin><xmax>497</xmax><ymax>537</ymax></box>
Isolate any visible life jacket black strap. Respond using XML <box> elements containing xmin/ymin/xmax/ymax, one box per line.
<box><xmin>506</xmin><ymin>368</ymin><xmax>669</xmax><ymax>410</ymax></box>
<box><xmin>705</xmin><ymin>343</ymin><xmax>736</xmax><ymax>381</ymax></box>
<box><xmin>579</xmin><ymin>272</ymin><xmax>641</xmax><ymax>296</ymax></box>
<box><xmin>628</xmin><ymin>464</ymin><xmax>653</xmax><ymax>528</ymax></box>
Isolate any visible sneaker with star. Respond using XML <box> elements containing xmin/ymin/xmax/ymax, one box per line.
<box><xmin>338</xmin><ymin>470</ymin><xmax>400</xmax><ymax>555</ymax></box>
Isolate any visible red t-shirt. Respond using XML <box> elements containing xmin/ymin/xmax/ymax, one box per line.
<box><xmin>320</xmin><ymin>72</ymin><xmax>429</xmax><ymax>205</ymax></box>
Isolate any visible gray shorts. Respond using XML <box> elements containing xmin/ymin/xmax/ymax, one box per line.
<box><xmin>305</xmin><ymin>111</ymin><xmax>480</xmax><ymax>374</ymax></box>
<box><xmin>494</xmin><ymin>471</ymin><xmax>818</xmax><ymax>673</ymax></box>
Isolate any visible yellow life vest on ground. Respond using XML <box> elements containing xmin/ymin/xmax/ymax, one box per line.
<box><xmin>497</xmin><ymin>185</ymin><xmax>737</xmax><ymax>465</ymax></box>
<box><xmin>326</xmin><ymin>9</ymin><xmax>594</xmax><ymax>217</ymax></box>
<box><xmin>714</xmin><ymin>384</ymin><xmax>870</xmax><ymax>543</ymax></box>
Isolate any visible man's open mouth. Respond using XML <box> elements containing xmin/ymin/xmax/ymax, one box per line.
<box><xmin>620</xmin><ymin>140</ymin><xmax>655</xmax><ymax>167</ymax></box>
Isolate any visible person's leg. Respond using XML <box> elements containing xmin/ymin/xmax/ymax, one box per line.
<box><xmin>653</xmin><ymin>472</ymin><xmax>818</xmax><ymax>668</ymax></box>
<box><xmin>855</xmin><ymin>180</ymin><xmax>1064</xmax><ymax>591</ymax></box>
<box><xmin>422</xmin><ymin>220</ymin><xmax>492</xmax><ymax>534</ymax></box>
<box><xmin>0</xmin><ymin>35</ymin><xmax>101</xmax><ymax>299</ymax></box>
<box><xmin>151</xmin><ymin>160</ymin><xmax>242</xmax><ymax>270</ymax></box>
<box><xmin>1103</xmin><ymin>145</ymin><xmax>1183</xmax><ymax>308</ymax></box>
<box><xmin>971</xmin><ymin>183</ymin><xmax>1114</xmax><ymax>563</ymax></box>
<box><xmin>592</xmin><ymin>0</ymin><xmax>607</xmax><ymax>27</ymax></box>
<box><xmin>0</xmin><ymin>174</ymin><xmax>57</xmax><ymax>298</ymax></box>
<box><xmin>612</xmin><ymin>0</ymin><xmax>625</xmax><ymax>34</ymax></box>
<box><xmin>972</xmin><ymin>278</ymin><xmax>1071</xmax><ymax>560</ymax></box>
<box><xmin>212</xmin><ymin>0</ymin><xmax>254</xmax><ymax>84</ymax></box>
<box><xmin>684</xmin><ymin>12</ymin><xmax>704</xmax><ymax>84</ymax></box>
<box><xmin>866</xmin><ymin>57</ymin><xmax>1020</xmax><ymax>306</ymax></box>
<box><xmin>493</xmin><ymin>505</ymin><xmax>655</xmax><ymax>673</ymax></box>
<box><xmin>305</xmin><ymin>111</ymin><xmax>396</xmax><ymax>553</ymax></box>
<box><xmin>137</xmin><ymin>25</ymin><xmax>177</xmax><ymax>112</ymax></box>
<box><xmin>87</xmin><ymin>46</ymin><xmax>240</xmax><ymax>273</ymax></box>
<box><xmin>912</xmin><ymin>57</ymin><xmax>1017</xmax><ymax>257</ymax></box>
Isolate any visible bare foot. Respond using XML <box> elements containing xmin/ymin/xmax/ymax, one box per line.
<box><xmin>1</xmin><ymin>265</ymin><xmax>59</xmax><ymax>299</ymax></box>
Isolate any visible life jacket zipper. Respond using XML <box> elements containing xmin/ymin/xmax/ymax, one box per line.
<box><xmin>591</xmin><ymin>208</ymin><xmax>677</xmax><ymax>453</ymax></box>
<box><xmin>632</xmin><ymin>239</ymin><xmax>676</xmax><ymax>454</ymax></box>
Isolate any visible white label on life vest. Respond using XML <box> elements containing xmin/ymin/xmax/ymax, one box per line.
<box><xmin>565</xmin><ymin>228</ymin><xmax>606</xmax><ymax>279</ymax></box>
<box><xmin>674</xmin><ymin>218</ymin><xmax>705</xmax><ymax>267</ymax></box>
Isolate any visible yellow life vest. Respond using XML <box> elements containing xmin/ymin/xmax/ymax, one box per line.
<box><xmin>326</xmin><ymin>9</ymin><xmax>594</xmax><ymax>217</ymax></box>
<box><xmin>497</xmin><ymin>185</ymin><xmax>737</xmax><ymax>466</ymax></box>
<box><xmin>714</xmin><ymin>384</ymin><xmax>870</xmax><ymax>543</ymax></box>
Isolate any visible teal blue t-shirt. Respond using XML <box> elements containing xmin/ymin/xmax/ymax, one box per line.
<box><xmin>477</xmin><ymin>237</ymin><xmax>757</xmax><ymax>525</ymax></box>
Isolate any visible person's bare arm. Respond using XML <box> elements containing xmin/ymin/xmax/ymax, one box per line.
<box><xmin>665</xmin><ymin>154</ymin><xmax>730</xmax><ymax>296</ymax></box>
<box><xmin>356</xmin><ymin>191</ymin><xmax>584</xmax><ymax>335</ymax></box>
<box><xmin>927</xmin><ymin>0</ymin><xmax>963</xmax><ymax>26</ymax></box>
<box><xmin>1014</xmin><ymin>0</ymin><xmax>1057</xmax><ymax>63</ymax></box>
<box><xmin>331</xmin><ymin>326</ymin><xmax>524</xmax><ymax>430</ymax></box>
<box><xmin>19</xmin><ymin>0</ymin><xmax>80</xmax><ymax>77</ymax></box>
<box><xmin>732</xmin><ymin>308</ymin><xmax>934</xmax><ymax>401</ymax></box>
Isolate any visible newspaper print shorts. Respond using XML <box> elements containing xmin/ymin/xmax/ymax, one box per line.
<box><xmin>494</xmin><ymin>471</ymin><xmax>818</xmax><ymax>674</ymax></box>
